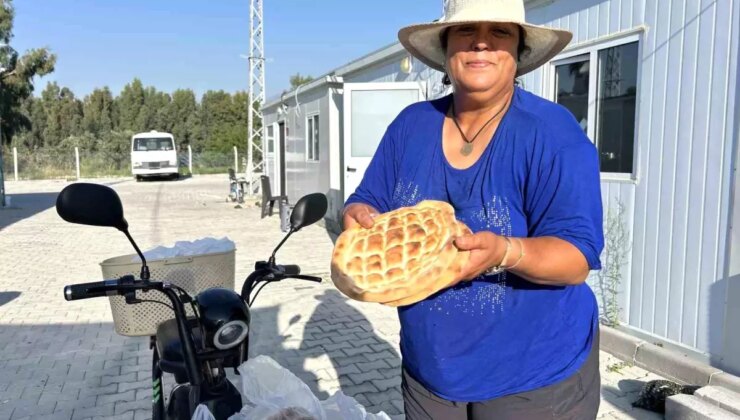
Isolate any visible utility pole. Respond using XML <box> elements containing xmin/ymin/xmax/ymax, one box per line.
<box><xmin>0</xmin><ymin>43</ymin><xmax>8</xmax><ymax>208</ymax></box>
<box><xmin>247</xmin><ymin>0</ymin><xmax>266</xmax><ymax>197</ymax></box>
<box><xmin>0</xmin><ymin>111</ymin><xmax>5</xmax><ymax>208</ymax></box>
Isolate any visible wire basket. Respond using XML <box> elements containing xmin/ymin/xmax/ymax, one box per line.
<box><xmin>100</xmin><ymin>249</ymin><xmax>236</xmax><ymax>337</ymax></box>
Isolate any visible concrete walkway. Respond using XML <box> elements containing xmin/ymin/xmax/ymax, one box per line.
<box><xmin>0</xmin><ymin>175</ymin><xmax>666</xmax><ymax>419</ymax></box>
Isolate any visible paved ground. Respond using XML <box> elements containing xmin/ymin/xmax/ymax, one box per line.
<box><xmin>0</xmin><ymin>175</ymin><xmax>668</xmax><ymax>419</ymax></box>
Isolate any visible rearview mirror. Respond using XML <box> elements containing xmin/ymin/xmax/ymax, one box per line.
<box><xmin>56</xmin><ymin>183</ymin><xmax>128</xmax><ymax>232</ymax></box>
<box><xmin>289</xmin><ymin>193</ymin><xmax>328</xmax><ymax>232</ymax></box>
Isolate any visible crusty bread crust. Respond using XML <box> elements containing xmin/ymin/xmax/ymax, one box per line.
<box><xmin>331</xmin><ymin>200</ymin><xmax>471</xmax><ymax>306</ymax></box>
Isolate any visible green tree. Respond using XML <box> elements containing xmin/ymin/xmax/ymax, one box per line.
<box><xmin>82</xmin><ymin>87</ymin><xmax>114</xmax><ymax>137</ymax></box>
<box><xmin>0</xmin><ymin>0</ymin><xmax>56</xmax><ymax>145</ymax></box>
<box><xmin>136</xmin><ymin>87</ymin><xmax>171</xmax><ymax>133</ymax></box>
<box><xmin>40</xmin><ymin>82</ymin><xmax>83</xmax><ymax>147</ymax></box>
<box><xmin>14</xmin><ymin>96</ymin><xmax>45</xmax><ymax>149</ymax></box>
<box><xmin>169</xmin><ymin>89</ymin><xmax>199</xmax><ymax>148</ymax></box>
<box><xmin>289</xmin><ymin>73</ymin><xmax>313</xmax><ymax>89</ymax></box>
<box><xmin>116</xmin><ymin>78</ymin><xmax>145</xmax><ymax>131</ymax></box>
<box><xmin>199</xmin><ymin>90</ymin><xmax>237</xmax><ymax>152</ymax></box>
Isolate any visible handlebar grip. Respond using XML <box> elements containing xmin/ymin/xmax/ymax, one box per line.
<box><xmin>64</xmin><ymin>280</ymin><xmax>118</xmax><ymax>301</ymax></box>
<box><xmin>292</xmin><ymin>274</ymin><xmax>322</xmax><ymax>283</ymax></box>
<box><xmin>281</xmin><ymin>265</ymin><xmax>301</xmax><ymax>276</ymax></box>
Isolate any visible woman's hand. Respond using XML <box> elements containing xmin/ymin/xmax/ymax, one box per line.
<box><xmin>342</xmin><ymin>203</ymin><xmax>380</xmax><ymax>230</ymax></box>
<box><xmin>455</xmin><ymin>233</ymin><xmax>592</xmax><ymax>286</ymax></box>
<box><xmin>453</xmin><ymin>231</ymin><xmax>509</xmax><ymax>280</ymax></box>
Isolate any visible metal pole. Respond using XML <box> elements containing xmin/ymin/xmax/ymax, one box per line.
<box><xmin>234</xmin><ymin>146</ymin><xmax>238</xmax><ymax>174</ymax></box>
<box><xmin>0</xmin><ymin>113</ymin><xmax>5</xmax><ymax>208</ymax></box>
<box><xmin>188</xmin><ymin>145</ymin><xmax>192</xmax><ymax>174</ymax></box>
<box><xmin>0</xmin><ymin>44</ymin><xmax>8</xmax><ymax>207</ymax></box>
<box><xmin>13</xmin><ymin>147</ymin><xmax>17</xmax><ymax>181</ymax></box>
<box><xmin>75</xmin><ymin>147</ymin><xmax>80</xmax><ymax>179</ymax></box>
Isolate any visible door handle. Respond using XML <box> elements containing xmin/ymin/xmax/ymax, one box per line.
<box><xmin>346</xmin><ymin>166</ymin><xmax>357</xmax><ymax>172</ymax></box>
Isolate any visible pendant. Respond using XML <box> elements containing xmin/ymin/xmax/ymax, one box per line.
<box><xmin>460</xmin><ymin>142</ymin><xmax>474</xmax><ymax>156</ymax></box>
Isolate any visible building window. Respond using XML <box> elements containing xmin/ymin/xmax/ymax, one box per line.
<box><xmin>553</xmin><ymin>37</ymin><xmax>639</xmax><ymax>176</ymax></box>
<box><xmin>266</xmin><ymin>125</ymin><xmax>274</xmax><ymax>154</ymax></box>
<box><xmin>306</xmin><ymin>114</ymin><xmax>319</xmax><ymax>161</ymax></box>
<box><xmin>555</xmin><ymin>55</ymin><xmax>590</xmax><ymax>134</ymax></box>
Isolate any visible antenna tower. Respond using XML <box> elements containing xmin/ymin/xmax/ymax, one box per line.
<box><xmin>247</xmin><ymin>0</ymin><xmax>266</xmax><ymax>195</ymax></box>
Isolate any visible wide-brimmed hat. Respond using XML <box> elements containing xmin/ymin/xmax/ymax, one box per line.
<box><xmin>398</xmin><ymin>0</ymin><xmax>572</xmax><ymax>77</ymax></box>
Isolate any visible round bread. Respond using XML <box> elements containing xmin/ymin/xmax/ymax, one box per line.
<box><xmin>330</xmin><ymin>200</ymin><xmax>472</xmax><ymax>305</ymax></box>
<box><xmin>382</xmin><ymin>219</ymin><xmax>472</xmax><ymax>307</ymax></box>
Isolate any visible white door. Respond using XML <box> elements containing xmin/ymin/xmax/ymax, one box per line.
<box><xmin>342</xmin><ymin>82</ymin><xmax>425</xmax><ymax>203</ymax></box>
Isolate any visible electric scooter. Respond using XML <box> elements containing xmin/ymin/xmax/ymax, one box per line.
<box><xmin>57</xmin><ymin>182</ymin><xmax>328</xmax><ymax>419</ymax></box>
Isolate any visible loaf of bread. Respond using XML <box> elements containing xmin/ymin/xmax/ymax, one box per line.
<box><xmin>330</xmin><ymin>200</ymin><xmax>471</xmax><ymax>306</ymax></box>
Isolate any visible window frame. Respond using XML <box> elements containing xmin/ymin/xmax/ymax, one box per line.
<box><xmin>305</xmin><ymin>113</ymin><xmax>320</xmax><ymax>162</ymax></box>
<box><xmin>548</xmin><ymin>30</ymin><xmax>643</xmax><ymax>182</ymax></box>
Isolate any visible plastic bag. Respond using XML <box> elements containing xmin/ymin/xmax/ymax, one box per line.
<box><xmin>232</xmin><ymin>355</ymin><xmax>325</xmax><ymax>420</ymax></box>
<box><xmin>132</xmin><ymin>237</ymin><xmax>235</xmax><ymax>262</ymax></box>
<box><xmin>321</xmin><ymin>391</ymin><xmax>391</xmax><ymax>420</ymax></box>
<box><xmin>229</xmin><ymin>355</ymin><xmax>391</xmax><ymax>420</ymax></box>
<box><xmin>192</xmin><ymin>404</ymin><xmax>216</xmax><ymax>420</ymax></box>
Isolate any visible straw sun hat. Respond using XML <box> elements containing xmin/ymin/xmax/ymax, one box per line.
<box><xmin>398</xmin><ymin>0</ymin><xmax>573</xmax><ymax>77</ymax></box>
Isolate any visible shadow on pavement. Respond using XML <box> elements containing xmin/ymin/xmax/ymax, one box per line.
<box><xmin>0</xmin><ymin>192</ymin><xmax>59</xmax><ymax>231</ymax></box>
<box><xmin>0</xmin><ymin>291</ymin><xmax>20</xmax><ymax>307</ymax></box>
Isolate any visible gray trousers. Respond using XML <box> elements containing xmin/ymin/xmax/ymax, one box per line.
<box><xmin>402</xmin><ymin>334</ymin><xmax>601</xmax><ymax>420</ymax></box>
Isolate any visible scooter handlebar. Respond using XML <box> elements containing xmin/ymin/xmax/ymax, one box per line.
<box><xmin>64</xmin><ymin>279</ymin><xmax>120</xmax><ymax>301</ymax></box>
<box><xmin>280</xmin><ymin>265</ymin><xmax>301</xmax><ymax>276</ymax></box>
<box><xmin>64</xmin><ymin>276</ymin><xmax>157</xmax><ymax>301</ymax></box>
<box><xmin>291</xmin><ymin>274</ymin><xmax>322</xmax><ymax>282</ymax></box>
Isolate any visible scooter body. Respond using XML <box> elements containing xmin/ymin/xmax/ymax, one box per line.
<box><xmin>56</xmin><ymin>183</ymin><xmax>328</xmax><ymax>419</ymax></box>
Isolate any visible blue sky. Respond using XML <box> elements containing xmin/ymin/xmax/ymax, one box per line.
<box><xmin>13</xmin><ymin>0</ymin><xmax>441</xmax><ymax>100</ymax></box>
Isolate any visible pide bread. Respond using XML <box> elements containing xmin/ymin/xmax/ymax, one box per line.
<box><xmin>331</xmin><ymin>200</ymin><xmax>472</xmax><ymax>306</ymax></box>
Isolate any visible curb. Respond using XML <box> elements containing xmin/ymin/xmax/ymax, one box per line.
<box><xmin>599</xmin><ymin>325</ymin><xmax>740</xmax><ymax>393</ymax></box>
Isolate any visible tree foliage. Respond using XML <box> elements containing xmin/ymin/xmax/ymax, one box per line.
<box><xmin>0</xmin><ymin>0</ymin><xmax>56</xmax><ymax>145</ymax></box>
<box><xmin>15</xmin><ymin>79</ymin><xmax>254</xmax><ymax>155</ymax></box>
<box><xmin>289</xmin><ymin>73</ymin><xmax>313</xmax><ymax>89</ymax></box>
<box><xmin>2</xmin><ymin>0</ymin><xmax>261</xmax><ymax>160</ymax></box>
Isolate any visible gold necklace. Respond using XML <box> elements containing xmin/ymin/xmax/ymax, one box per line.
<box><xmin>450</xmin><ymin>99</ymin><xmax>509</xmax><ymax>157</ymax></box>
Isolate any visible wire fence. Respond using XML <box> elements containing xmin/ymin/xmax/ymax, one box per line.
<box><xmin>2</xmin><ymin>146</ymin><xmax>246</xmax><ymax>181</ymax></box>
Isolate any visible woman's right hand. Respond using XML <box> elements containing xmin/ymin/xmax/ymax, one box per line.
<box><xmin>342</xmin><ymin>203</ymin><xmax>380</xmax><ymax>230</ymax></box>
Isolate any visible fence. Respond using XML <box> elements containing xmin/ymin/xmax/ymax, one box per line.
<box><xmin>2</xmin><ymin>146</ymin><xmax>249</xmax><ymax>181</ymax></box>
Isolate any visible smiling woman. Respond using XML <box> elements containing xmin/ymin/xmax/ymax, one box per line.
<box><xmin>341</xmin><ymin>0</ymin><xmax>605</xmax><ymax>418</ymax></box>
<box><xmin>440</xmin><ymin>23</ymin><xmax>525</xmax><ymax>90</ymax></box>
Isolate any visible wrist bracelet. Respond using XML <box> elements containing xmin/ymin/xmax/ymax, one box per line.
<box><xmin>507</xmin><ymin>238</ymin><xmax>525</xmax><ymax>270</ymax></box>
<box><xmin>485</xmin><ymin>236</ymin><xmax>512</xmax><ymax>275</ymax></box>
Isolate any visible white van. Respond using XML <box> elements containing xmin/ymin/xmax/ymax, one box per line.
<box><xmin>131</xmin><ymin>131</ymin><xmax>179</xmax><ymax>181</ymax></box>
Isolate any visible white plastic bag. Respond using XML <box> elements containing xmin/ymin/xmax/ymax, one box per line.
<box><xmin>132</xmin><ymin>237</ymin><xmax>236</xmax><ymax>262</ymax></box>
<box><xmin>230</xmin><ymin>355</ymin><xmax>391</xmax><ymax>420</ymax></box>
<box><xmin>192</xmin><ymin>404</ymin><xmax>216</xmax><ymax>420</ymax></box>
<box><xmin>321</xmin><ymin>391</ymin><xmax>391</xmax><ymax>420</ymax></box>
<box><xmin>233</xmin><ymin>355</ymin><xmax>325</xmax><ymax>420</ymax></box>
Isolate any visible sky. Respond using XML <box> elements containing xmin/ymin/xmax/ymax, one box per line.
<box><xmin>12</xmin><ymin>0</ymin><xmax>442</xmax><ymax>101</ymax></box>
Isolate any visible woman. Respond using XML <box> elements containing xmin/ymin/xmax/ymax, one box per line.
<box><xmin>342</xmin><ymin>0</ymin><xmax>604</xmax><ymax>418</ymax></box>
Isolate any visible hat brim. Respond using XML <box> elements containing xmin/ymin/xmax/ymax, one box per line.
<box><xmin>398</xmin><ymin>20</ymin><xmax>572</xmax><ymax>77</ymax></box>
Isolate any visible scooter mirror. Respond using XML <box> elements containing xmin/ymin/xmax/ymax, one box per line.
<box><xmin>289</xmin><ymin>192</ymin><xmax>328</xmax><ymax>232</ymax></box>
<box><xmin>56</xmin><ymin>183</ymin><xmax>129</xmax><ymax>232</ymax></box>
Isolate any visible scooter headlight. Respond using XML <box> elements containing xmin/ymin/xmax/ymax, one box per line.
<box><xmin>214</xmin><ymin>320</ymin><xmax>249</xmax><ymax>350</ymax></box>
<box><xmin>194</xmin><ymin>288</ymin><xmax>251</xmax><ymax>351</ymax></box>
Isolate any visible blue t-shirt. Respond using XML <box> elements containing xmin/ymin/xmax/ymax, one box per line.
<box><xmin>345</xmin><ymin>87</ymin><xmax>604</xmax><ymax>402</ymax></box>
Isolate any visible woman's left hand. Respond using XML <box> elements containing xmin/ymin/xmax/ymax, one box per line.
<box><xmin>453</xmin><ymin>232</ymin><xmax>508</xmax><ymax>281</ymax></box>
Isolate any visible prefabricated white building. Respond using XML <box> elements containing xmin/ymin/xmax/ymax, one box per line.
<box><xmin>261</xmin><ymin>0</ymin><xmax>740</xmax><ymax>375</ymax></box>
